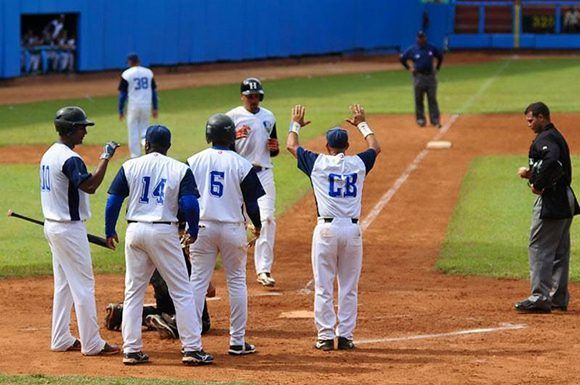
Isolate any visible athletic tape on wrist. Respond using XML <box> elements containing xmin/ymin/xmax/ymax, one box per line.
<box><xmin>357</xmin><ymin>122</ymin><xmax>374</xmax><ymax>138</ymax></box>
<box><xmin>289</xmin><ymin>121</ymin><xmax>301</xmax><ymax>134</ymax></box>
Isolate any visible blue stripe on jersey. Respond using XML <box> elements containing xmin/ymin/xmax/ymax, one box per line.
<box><xmin>178</xmin><ymin>195</ymin><xmax>200</xmax><ymax>238</ymax></box>
<box><xmin>62</xmin><ymin>157</ymin><xmax>91</xmax><ymax>188</ymax></box>
<box><xmin>241</xmin><ymin>168</ymin><xmax>265</xmax><ymax>228</ymax></box>
<box><xmin>211</xmin><ymin>145</ymin><xmax>231</xmax><ymax>151</ymax></box>
<box><xmin>297</xmin><ymin>147</ymin><xmax>319</xmax><ymax>176</ymax></box>
<box><xmin>108</xmin><ymin>167</ymin><xmax>130</xmax><ymax>197</ymax></box>
<box><xmin>357</xmin><ymin>149</ymin><xmax>378</xmax><ymax>174</ymax></box>
<box><xmin>179</xmin><ymin>168</ymin><xmax>200</xmax><ymax>198</ymax></box>
<box><xmin>62</xmin><ymin>157</ymin><xmax>90</xmax><ymax>221</ymax></box>
<box><xmin>67</xmin><ymin>180</ymin><xmax>80</xmax><ymax>220</ymax></box>
<box><xmin>105</xmin><ymin>194</ymin><xmax>125</xmax><ymax>237</ymax></box>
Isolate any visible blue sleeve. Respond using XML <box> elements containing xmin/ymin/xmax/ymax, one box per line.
<box><xmin>62</xmin><ymin>157</ymin><xmax>91</xmax><ymax>188</ymax></box>
<box><xmin>105</xmin><ymin>194</ymin><xmax>125</xmax><ymax>238</ymax></box>
<box><xmin>179</xmin><ymin>168</ymin><xmax>200</xmax><ymax>198</ymax></box>
<box><xmin>152</xmin><ymin>78</ymin><xmax>158</xmax><ymax>110</ymax></box>
<box><xmin>297</xmin><ymin>147</ymin><xmax>319</xmax><ymax>176</ymax></box>
<box><xmin>357</xmin><ymin>149</ymin><xmax>378</xmax><ymax>174</ymax></box>
<box><xmin>432</xmin><ymin>45</ymin><xmax>443</xmax><ymax>69</ymax></box>
<box><xmin>179</xmin><ymin>195</ymin><xmax>200</xmax><ymax>238</ymax></box>
<box><xmin>118</xmin><ymin>91</ymin><xmax>127</xmax><ymax>114</ymax></box>
<box><xmin>241</xmin><ymin>168</ymin><xmax>266</xmax><ymax>228</ymax></box>
<box><xmin>107</xmin><ymin>167</ymin><xmax>130</xmax><ymax>197</ymax></box>
<box><xmin>152</xmin><ymin>89</ymin><xmax>158</xmax><ymax>110</ymax></box>
<box><xmin>400</xmin><ymin>47</ymin><xmax>412</xmax><ymax>67</ymax></box>
<box><xmin>118</xmin><ymin>78</ymin><xmax>128</xmax><ymax>114</ymax></box>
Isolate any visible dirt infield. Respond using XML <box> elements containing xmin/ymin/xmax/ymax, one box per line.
<box><xmin>0</xmin><ymin>113</ymin><xmax>579</xmax><ymax>384</ymax></box>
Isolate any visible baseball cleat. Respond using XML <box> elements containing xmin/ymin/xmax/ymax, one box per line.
<box><xmin>123</xmin><ymin>351</ymin><xmax>150</xmax><ymax>365</ymax></box>
<box><xmin>96</xmin><ymin>342</ymin><xmax>120</xmax><ymax>356</ymax></box>
<box><xmin>257</xmin><ymin>272</ymin><xmax>275</xmax><ymax>287</ymax></box>
<box><xmin>145</xmin><ymin>314</ymin><xmax>177</xmax><ymax>339</ymax></box>
<box><xmin>66</xmin><ymin>339</ymin><xmax>81</xmax><ymax>352</ymax></box>
<box><xmin>337</xmin><ymin>337</ymin><xmax>355</xmax><ymax>350</ymax></box>
<box><xmin>182</xmin><ymin>350</ymin><xmax>214</xmax><ymax>365</ymax></box>
<box><xmin>514</xmin><ymin>299</ymin><xmax>551</xmax><ymax>313</ymax></box>
<box><xmin>228</xmin><ymin>342</ymin><xmax>256</xmax><ymax>355</ymax></box>
<box><xmin>314</xmin><ymin>339</ymin><xmax>334</xmax><ymax>351</ymax></box>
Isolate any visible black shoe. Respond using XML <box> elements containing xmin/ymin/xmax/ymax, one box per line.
<box><xmin>551</xmin><ymin>305</ymin><xmax>568</xmax><ymax>311</ymax></box>
<box><xmin>145</xmin><ymin>314</ymin><xmax>177</xmax><ymax>339</ymax></box>
<box><xmin>182</xmin><ymin>350</ymin><xmax>214</xmax><ymax>365</ymax></box>
<box><xmin>514</xmin><ymin>299</ymin><xmax>551</xmax><ymax>313</ymax></box>
<box><xmin>123</xmin><ymin>351</ymin><xmax>149</xmax><ymax>365</ymax></box>
<box><xmin>228</xmin><ymin>342</ymin><xmax>256</xmax><ymax>355</ymax></box>
<box><xmin>432</xmin><ymin>122</ymin><xmax>442</xmax><ymax>129</ymax></box>
<box><xmin>314</xmin><ymin>339</ymin><xmax>334</xmax><ymax>351</ymax></box>
<box><xmin>337</xmin><ymin>337</ymin><xmax>355</xmax><ymax>350</ymax></box>
<box><xmin>417</xmin><ymin>119</ymin><xmax>426</xmax><ymax>127</ymax></box>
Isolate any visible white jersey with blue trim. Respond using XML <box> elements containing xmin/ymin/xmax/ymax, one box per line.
<box><xmin>122</xmin><ymin>66</ymin><xmax>154</xmax><ymax>107</ymax></box>
<box><xmin>187</xmin><ymin>147</ymin><xmax>254</xmax><ymax>223</ymax></box>
<box><xmin>40</xmin><ymin>143</ymin><xmax>91</xmax><ymax>221</ymax></box>
<box><xmin>121</xmin><ymin>153</ymin><xmax>190</xmax><ymax>222</ymax></box>
<box><xmin>297</xmin><ymin>147</ymin><xmax>377</xmax><ymax>219</ymax></box>
<box><xmin>226</xmin><ymin>106</ymin><xmax>276</xmax><ymax>168</ymax></box>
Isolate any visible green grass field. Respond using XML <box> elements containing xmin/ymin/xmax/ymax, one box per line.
<box><xmin>2</xmin><ymin>57</ymin><xmax>580</xmax><ymax>277</ymax></box>
<box><xmin>2</xmin><ymin>56</ymin><xmax>580</xmax><ymax>385</ymax></box>
<box><xmin>437</xmin><ymin>155</ymin><xmax>580</xmax><ymax>281</ymax></box>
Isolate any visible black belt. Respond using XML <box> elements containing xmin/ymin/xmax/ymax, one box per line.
<box><xmin>253</xmin><ymin>165</ymin><xmax>268</xmax><ymax>172</ymax></box>
<box><xmin>128</xmin><ymin>220</ymin><xmax>172</xmax><ymax>225</ymax></box>
<box><xmin>416</xmin><ymin>70</ymin><xmax>433</xmax><ymax>75</ymax></box>
<box><xmin>323</xmin><ymin>218</ymin><xmax>358</xmax><ymax>224</ymax></box>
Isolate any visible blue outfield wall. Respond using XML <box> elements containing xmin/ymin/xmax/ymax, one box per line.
<box><xmin>0</xmin><ymin>0</ymin><xmax>428</xmax><ymax>79</ymax></box>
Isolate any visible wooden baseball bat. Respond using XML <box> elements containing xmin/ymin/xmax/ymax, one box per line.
<box><xmin>7</xmin><ymin>209</ymin><xmax>112</xmax><ymax>249</ymax></box>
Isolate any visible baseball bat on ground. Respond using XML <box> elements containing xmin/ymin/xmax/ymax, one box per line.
<box><xmin>7</xmin><ymin>209</ymin><xmax>112</xmax><ymax>249</ymax></box>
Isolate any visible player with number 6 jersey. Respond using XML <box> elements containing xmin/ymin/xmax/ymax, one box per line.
<box><xmin>286</xmin><ymin>104</ymin><xmax>381</xmax><ymax>351</ymax></box>
<box><xmin>118</xmin><ymin>53</ymin><xmax>158</xmax><ymax>158</ymax></box>
<box><xmin>187</xmin><ymin>113</ymin><xmax>265</xmax><ymax>357</ymax></box>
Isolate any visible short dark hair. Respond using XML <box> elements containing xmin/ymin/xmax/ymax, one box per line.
<box><xmin>524</xmin><ymin>102</ymin><xmax>550</xmax><ymax>119</ymax></box>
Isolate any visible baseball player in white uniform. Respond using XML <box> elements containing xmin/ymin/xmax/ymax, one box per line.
<box><xmin>41</xmin><ymin>106</ymin><xmax>120</xmax><ymax>356</ymax></box>
<box><xmin>286</xmin><ymin>104</ymin><xmax>381</xmax><ymax>351</ymax></box>
<box><xmin>226</xmin><ymin>77</ymin><xmax>279</xmax><ymax>287</ymax></box>
<box><xmin>118</xmin><ymin>53</ymin><xmax>158</xmax><ymax>158</ymax></box>
<box><xmin>105</xmin><ymin>125</ymin><xmax>213</xmax><ymax>366</ymax></box>
<box><xmin>187</xmin><ymin>113</ymin><xmax>265</xmax><ymax>356</ymax></box>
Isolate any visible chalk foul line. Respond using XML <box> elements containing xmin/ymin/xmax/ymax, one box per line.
<box><xmin>356</xmin><ymin>323</ymin><xmax>527</xmax><ymax>345</ymax></box>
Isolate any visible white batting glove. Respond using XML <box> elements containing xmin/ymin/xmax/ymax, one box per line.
<box><xmin>100</xmin><ymin>141</ymin><xmax>120</xmax><ymax>160</ymax></box>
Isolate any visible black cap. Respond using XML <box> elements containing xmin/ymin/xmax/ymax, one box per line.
<box><xmin>145</xmin><ymin>125</ymin><xmax>171</xmax><ymax>148</ymax></box>
<box><xmin>417</xmin><ymin>30</ymin><xmax>426</xmax><ymax>38</ymax></box>
<box><xmin>127</xmin><ymin>52</ymin><xmax>139</xmax><ymax>62</ymax></box>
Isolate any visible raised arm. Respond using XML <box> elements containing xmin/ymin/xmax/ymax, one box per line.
<box><xmin>345</xmin><ymin>104</ymin><xmax>381</xmax><ymax>154</ymax></box>
<box><xmin>78</xmin><ymin>142</ymin><xmax>120</xmax><ymax>194</ymax></box>
<box><xmin>286</xmin><ymin>104</ymin><xmax>311</xmax><ymax>158</ymax></box>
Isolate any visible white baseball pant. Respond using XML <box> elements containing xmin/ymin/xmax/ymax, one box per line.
<box><xmin>126</xmin><ymin>105</ymin><xmax>151</xmax><ymax>158</ymax></box>
<box><xmin>254</xmin><ymin>168</ymin><xmax>276</xmax><ymax>275</ymax></box>
<box><xmin>122</xmin><ymin>222</ymin><xmax>197</xmax><ymax>353</ymax></box>
<box><xmin>312</xmin><ymin>218</ymin><xmax>363</xmax><ymax>340</ymax></box>
<box><xmin>44</xmin><ymin>220</ymin><xmax>106</xmax><ymax>355</ymax></box>
<box><xmin>190</xmin><ymin>221</ymin><xmax>248</xmax><ymax>348</ymax></box>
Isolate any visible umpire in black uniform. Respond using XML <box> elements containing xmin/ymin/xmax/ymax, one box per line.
<box><xmin>516</xmin><ymin>102</ymin><xmax>579</xmax><ymax>313</ymax></box>
<box><xmin>400</xmin><ymin>31</ymin><xmax>443</xmax><ymax>128</ymax></box>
